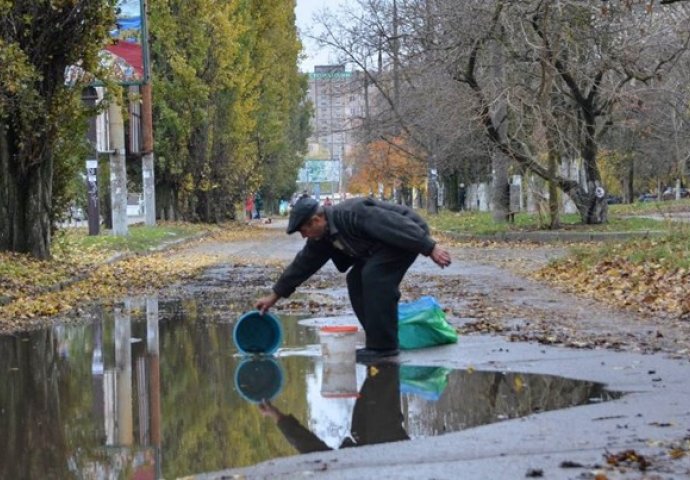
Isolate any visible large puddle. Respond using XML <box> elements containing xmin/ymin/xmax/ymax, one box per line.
<box><xmin>0</xmin><ymin>296</ymin><xmax>621</xmax><ymax>479</ymax></box>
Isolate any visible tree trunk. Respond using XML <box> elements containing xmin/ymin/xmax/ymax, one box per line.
<box><xmin>547</xmin><ymin>140</ymin><xmax>560</xmax><ymax>229</ymax></box>
<box><xmin>491</xmin><ymin>153</ymin><xmax>510</xmax><ymax>223</ymax></box>
<box><xmin>157</xmin><ymin>183</ymin><xmax>176</xmax><ymax>221</ymax></box>
<box><xmin>577</xmin><ymin>120</ymin><xmax>607</xmax><ymax>224</ymax></box>
<box><xmin>0</xmin><ymin>124</ymin><xmax>11</xmax><ymax>251</ymax></box>
<box><xmin>196</xmin><ymin>190</ymin><xmax>210</xmax><ymax>222</ymax></box>
<box><xmin>427</xmin><ymin>154</ymin><xmax>438</xmax><ymax>214</ymax></box>
<box><xmin>625</xmin><ymin>156</ymin><xmax>634</xmax><ymax>204</ymax></box>
<box><xmin>548</xmin><ymin>178</ymin><xmax>559</xmax><ymax>229</ymax></box>
<box><xmin>490</xmin><ymin>35</ymin><xmax>510</xmax><ymax>223</ymax></box>
<box><xmin>427</xmin><ymin>176</ymin><xmax>438</xmax><ymax>213</ymax></box>
<box><xmin>401</xmin><ymin>185</ymin><xmax>412</xmax><ymax>207</ymax></box>
<box><xmin>445</xmin><ymin>172</ymin><xmax>459</xmax><ymax>212</ymax></box>
<box><xmin>0</xmin><ymin>122</ymin><xmax>52</xmax><ymax>259</ymax></box>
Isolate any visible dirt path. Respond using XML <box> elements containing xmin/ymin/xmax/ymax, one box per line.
<box><xmin>168</xmin><ymin>220</ymin><xmax>690</xmax><ymax>359</ymax></box>
<box><xmin>428</xmin><ymin>245</ymin><xmax>690</xmax><ymax>358</ymax></box>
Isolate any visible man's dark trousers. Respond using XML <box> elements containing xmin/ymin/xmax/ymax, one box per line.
<box><xmin>346</xmin><ymin>246</ymin><xmax>418</xmax><ymax>350</ymax></box>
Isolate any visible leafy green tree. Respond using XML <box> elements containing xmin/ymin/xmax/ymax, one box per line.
<box><xmin>0</xmin><ymin>1</ymin><xmax>116</xmax><ymax>259</ymax></box>
<box><xmin>149</xmin><ymin>0</ymin><xmax>309</xmax><ymax>222</ymax></box>
<box><xmin>248</xmin><ymin>0</ymin><xmax>311</xmax><ymax>212</ymax></box>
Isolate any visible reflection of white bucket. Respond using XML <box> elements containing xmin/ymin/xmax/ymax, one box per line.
<box><xmin>321</xmin><ymin>361</ymin><xmax>358</xmax><ymax>398</ymax></box>
<box><xmin>320</xmin><ymin>326</ymin><xmax>359</xmax><ymax>397</ymax></box>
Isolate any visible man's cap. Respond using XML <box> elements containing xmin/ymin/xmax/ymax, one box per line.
<box><xmin>287</xmin><ymin>197</ymin><xmax>319</xmax><ymax>234</ymax></box>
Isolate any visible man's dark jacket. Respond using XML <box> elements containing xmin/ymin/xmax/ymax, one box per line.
<box><xmin>273</xmin><ymin>197</ymin><xmax>436</xmax><ymax>298</ymax></box>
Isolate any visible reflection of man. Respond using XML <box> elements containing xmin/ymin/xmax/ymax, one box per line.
<box><xmin>259</xmin><ymin>363</ymin><xmax>408</xmax><ymax>453</ymax></box>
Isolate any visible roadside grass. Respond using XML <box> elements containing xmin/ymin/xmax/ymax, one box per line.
<box><xmin>565</xmin><ymin>231</ymin><xmax>690</xmax><ymax>269</ymax></box>
<box><xmin>609</xmin><ymin>198</ymin><xmax>690</xmax><ymax>216</ymax></box>
<box><xmin>426</xmin><ymin>209</ymin><xmax>669</xmax><ymax>235</ymax></box>
<box><xmin>53</xmin><ymin>222</ymin><xmax>212</xmax><ymax>257</ymax></box>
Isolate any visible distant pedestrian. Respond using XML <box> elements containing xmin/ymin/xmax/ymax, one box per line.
<box><xmin>279</xmin><ymin>199</ymin><xmax>289</xmax><ymax>216</ymax></box>
<box><xmin>458</xmin><ymin>183</ymin><xmax>466</xmax><ymax>211</ymax></box>
<box><xmin>254</xmin><ymin>193</ymin><xmax>264</xmax><ymax>220</ymax></box>
<box><xmin>323</xmin><ymin>196</ymin><xmax>332</xmax><ymax>206</ymax></box>
<box><xmin>245</xmin><ymin>195</ymin><xmax>254</xmax><ymax>221</ymax></box>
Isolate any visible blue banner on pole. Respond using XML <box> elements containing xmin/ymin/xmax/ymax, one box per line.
<box><xmin>102</xmin><ymin>0</ymin><xmax>149</xmax><ymax>85</ymax></box>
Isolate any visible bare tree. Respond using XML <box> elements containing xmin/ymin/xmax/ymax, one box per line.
<box><xmin>425</xmin><ymin>0</ymin><xmax>690</xmax><ymax>223</ymax></box>
<box><xmin>313</xmin><ymin>0</ymin><xmax>482</xmax><ymax>212</ymax></box>
<box><xmin>311</xmin><ymin>0</ymin><xmax>690</xmax><ymax>223</ymax></box>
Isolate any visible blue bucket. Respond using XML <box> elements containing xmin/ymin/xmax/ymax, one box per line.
<box><xmin>233</xmin><ymin>310</ymin><xmax>283</xmax><ymax>355</ymax></box>
<box><xmin>234</xmin><ymin>357</ymin><xmax>284</xmax><ymax>403</ymax></box>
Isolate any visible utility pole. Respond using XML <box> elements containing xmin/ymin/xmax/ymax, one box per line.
<box><xmin>82</xmin><ymin>87</ymin><xmax>100</xmax><ymax>235</ymax></box>
<box><xmin>141</xmin><ymin>82</ymin><xmax>156</xmax><ymax>226</ymax></box>
<box><xmin>141</xmin><ymin>0</ymin><xmax>156</xmax><ymax>226</ymax></box>
<box><xmin>108</xmin><ymin>100</ymin><xmax>128</xmax><ymax>236</ymax></box>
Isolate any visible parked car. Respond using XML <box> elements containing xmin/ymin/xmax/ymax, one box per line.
<box><xmin>638</xmin><ymin>193</ymin><xmax>657</xmax><ymax>202</ymax></box>
<box><xmin>69</xmin><ymin>205</ymin><xmax>85</xmax><ymax>221</ymax></box>
<box><xmin>606</xmin><ymin>195</ymin><xmax>622</xmax><ymax>205</ymax></box>
<box><xmin>661</xmin><ymin>188</ymin><xmax>689</xmax><ymax>201</ymax></box>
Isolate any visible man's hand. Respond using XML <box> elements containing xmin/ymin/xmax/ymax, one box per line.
<box><xmin>259</xmin><ymin>400</ymin><xmax>284</xmax><ymax>421</ymax></box>
<box><xmin>430</xmin><ymin>244</ymin><xmax>451</xmax><ymax>268</ymax></box>
<box><xmin>255</xmin><ymin>292</ymin><xmax>280</xmax><ymax>314</ymax></box>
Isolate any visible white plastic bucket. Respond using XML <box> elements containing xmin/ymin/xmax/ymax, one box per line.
<box><xmin>319</xmin><ymin>325</ymin><xmax>359</xmax><ymax>360</ymax></box>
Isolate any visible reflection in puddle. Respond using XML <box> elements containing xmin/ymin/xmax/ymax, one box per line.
<box><xmin>0</xmin><ymin>296</ymin><xmax>621</xmax><ymax>479</ymax></box>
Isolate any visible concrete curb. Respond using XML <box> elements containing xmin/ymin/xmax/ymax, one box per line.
<box><xmin>440</xmin><ymin>229</ymin><xmax>667</xmax><ymax>243</ymax></box>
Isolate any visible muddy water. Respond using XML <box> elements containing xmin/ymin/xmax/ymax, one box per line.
<box><xmin>0</xmin><ymin>296</ymin><xmax>620</xmax><ymax>479</ymax></box>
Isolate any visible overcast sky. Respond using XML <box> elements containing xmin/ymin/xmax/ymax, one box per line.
<box><xmin>295</xmin><ymin>0</ymin><xmax>348</xmax><ymax>72</ymax></box>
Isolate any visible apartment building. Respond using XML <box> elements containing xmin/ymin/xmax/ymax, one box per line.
<box><xmin>300</xmin><ymin>65</ymin><xmax>365</xmax><ymax>198</ymax></box>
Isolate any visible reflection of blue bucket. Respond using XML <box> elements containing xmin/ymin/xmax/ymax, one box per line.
<box><xmin>234</xmin><ymin>358</ymin><xmax>284</xmax><ymax>403</ymax></box>
<box><xmin>233</xmin><ymin>310</ymin><xmax>283</xmax><ymax>355</ymax></box>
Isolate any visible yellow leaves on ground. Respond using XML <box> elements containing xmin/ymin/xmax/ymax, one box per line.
<box><xmin>0</xmin><ymin>223</ymin><xmax>266</xmax><ymax>328</ymax></box>
<box><xmin>604</xmin><ymin>449</ymin><xmax>651</xmax><ymax>471</ymax></box>
<box><xmin>533</xmin><ymin>240</ymin><xmax>690</xmax><ymax>319</ymax></box>
<box><xmin>0</xmin><ymin>250</ymin><xmax>219</xmax><ymax>324</ymax></box>
<box><xmin>0</xmin><ymin>250</ymin><xmax>93</xmax><ymax>302</ymax></box>
<box><xmin>206</xmin><ymin>226</ymin><xmax>274</xmax><ymax>242</ymax></box>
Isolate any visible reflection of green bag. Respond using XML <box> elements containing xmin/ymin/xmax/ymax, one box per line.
<box><xmin>400</xmin><ymin>365</ymin><xmax>451</xmax><ymax>401</ymax></box>
<box><xmin>398</xmin><ymin>296</ymin><xmax>458</xmax><ymax>350</ymax></box>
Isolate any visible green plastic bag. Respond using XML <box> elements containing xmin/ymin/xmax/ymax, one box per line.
<box><xmin>400</xmin><ymin>365</ymin><xmax>452</xmax><ymax>401</ymax></box>
<box><xmin>398</xmin><ymin>296</ymin><xmax>458</xmax><ymax>350</ymax></box>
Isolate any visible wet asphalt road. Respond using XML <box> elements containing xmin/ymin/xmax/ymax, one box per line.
<box><xmin>180</xmin><ymin>219</ymin><xmax>690</xmax><ymax>479</ymax></box>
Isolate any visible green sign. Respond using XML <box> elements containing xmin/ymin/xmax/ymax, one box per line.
<box><xmin>309</xmin><ymin>72</ymin><xmax>353</xmax><ymax>80</ymax></box>
<box><xmin>298</xmin><ymin>160</ymin><xmax>340</xmax><ymax>183</ymax></box>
